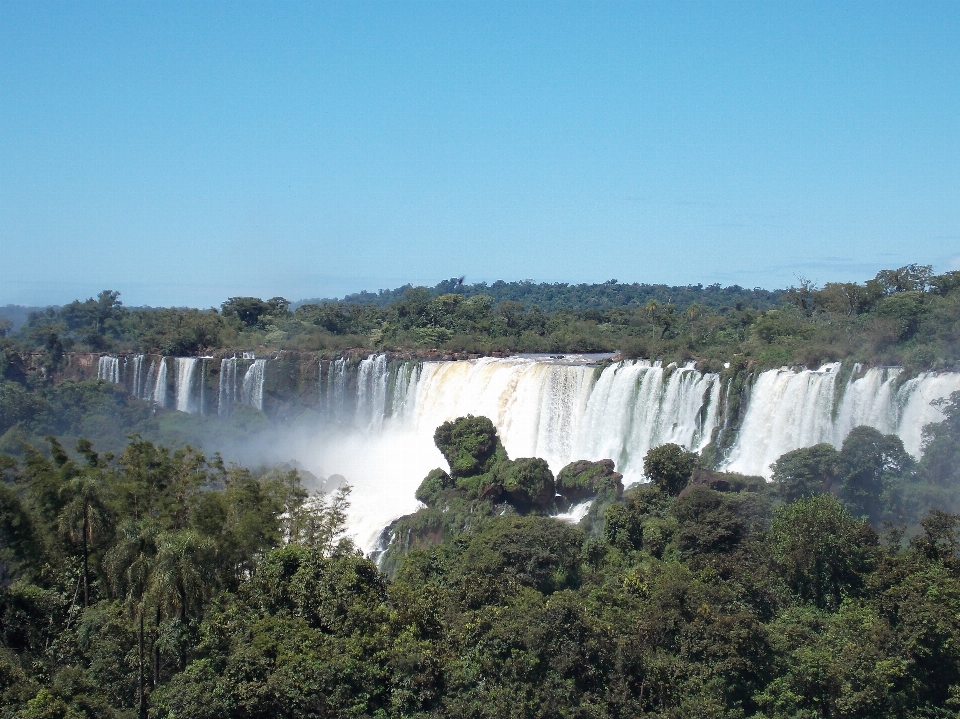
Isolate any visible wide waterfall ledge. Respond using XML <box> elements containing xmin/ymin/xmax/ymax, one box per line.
<box><xmin>96</xmin><ymin>354</ymin><xmax>960</xmax><ymax>552</ymax></box>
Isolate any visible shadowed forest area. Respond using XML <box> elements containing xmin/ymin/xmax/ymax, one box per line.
<box><xmin>3</xmin><ymin>391</ymin><xmax>960</xmax><ymax>717</ymax></box>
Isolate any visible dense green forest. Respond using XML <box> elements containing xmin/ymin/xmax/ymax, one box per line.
<box><xmin>3</xmin><ymin>393</ymin><xmax>960</xmax><ymax>718</ymax></box>
<box><xmin>3</xmin><ymin>264</ymin><xmax>959</xmax><ymax>372</ymax></box>
<box><xmin>3</xmin><ymin>264</ymin><xmax>960</xmax><ymax>715</ymax></box>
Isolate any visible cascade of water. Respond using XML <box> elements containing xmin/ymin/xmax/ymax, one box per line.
<box><xmin>390</xmin><ymin>361</ymin><xmax>422</xmax><ymax>421</ymax></box>
<box><xmin>572</xmin><ymin>362</ymin><xmax>721</xmax><ymax>483</ymax></box>
<box><xmin>400</xmin><ymin>358</ymin><xmax>721</xmax><ymax>484</ymax></box>
<box><xmin>893</xmin><ymin>371</ymin><xmax>960</xmax><ymax>457</ymax></box>
<box><xmin>218</xmin><ymin>357</ymin><xmax>238</xmax><ymax>416</ymax></box>
<box><xmin>97</xmin><ymin>356</ymin><xmax>121</xmax><ymax>384</ymax></box>
<box><xmin>174</xmin><ymin>358</ymin><xmax>202</xmax><ymax>414</ymax></box>
<box><xmin>720</xmin><ymin>364</ymin><xmax>841</xmax><ymax>477</ymax></box>
<box><xmin>241</xmin><ymin>359</ymin><xmax>267</xmax><ymax>410</ymax></box>
<box><xmin>721</xmin><ymin>364</ymin><xmax>960</xmax><ymax>477</ymax></box>
<box><xmin>354</xmin><ymin>354</ymin><xmax>390</xmax><ymax>430</ymax></box>
<box><xmin>143</xmin><ymin>360</ymin><xmax>157</xmax><ymax>401</ymax></box>
<box><xmin>130</xmin><ymin>355</ymin><xmax>143</xmax><ymax>399</ymax></box>
<box><xmin>148</xmin><ymin>358</ymin><xmax>168</xmax><ymax>408</ymax></box>
<box><xmin>302</xmin><ymin>354</ymin><xmax>960</xmax><ymax>554</ymax></box>
<box><xmin>331</xmin><ymin>358</ymin><xmax>347</xmax><ymax>418</ymax></box>
<box><xmin>200</xmin><ymin>359</ymin><xmax>208</xmax><ymax>415</ymax></box>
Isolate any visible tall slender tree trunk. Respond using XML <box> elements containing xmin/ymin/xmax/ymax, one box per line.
<box><xmin>179</xmin><ymin>585</ymin><xmax>187</xmax><ymax>671</ymax></box>
<box><xmin>81</xmin><ymin>508</ymin><xmax>90</xmax><ymax>607</ymax></box>
<box><xmin>153</xmin><ymin>605</ymin><xmax>161</xmax><ymax>686</ymax></box>
<box><xmin>138</xmin><ymin>609</ymin><xmax>146</xmax><ymax>719</ymax></box>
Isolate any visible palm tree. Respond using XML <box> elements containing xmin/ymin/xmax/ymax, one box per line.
<box><xmin>104</xmin><ymin>520</ymin><xmax>158</xmax><ymax>719</ymax></box>
<box><xmin>644</xmin><ymin>299</ymin><xmax>660</xmax><ymax>340</ymax></box>
<box><xmin>148</xmin><ymin>530</ymin><xmax>215</xmax><ymax>671</ymax></box>
<box><xmin>58</xmin><ymin>472</ymin><xmax>109</xmax><ymax>607</ymax></box>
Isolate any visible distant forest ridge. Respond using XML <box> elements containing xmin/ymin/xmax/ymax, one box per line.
<box><xmin>3</xmin><ymin>264</ymin><xmax>959</xmax><ymax>373</ymax></box>
<box><xmin>295</xmin><ymin>277</ymin><xmax>786</xmax><ymax>312</ymax></box>
<box><xmin>0</xmin><ymin>304</ymin><xmax>42</xmax><ymax>332</ymax></box>
<box><xmin>0</xmin><ymin>280</ymin><xmax>780</xmax><ymax>330</ymax></box>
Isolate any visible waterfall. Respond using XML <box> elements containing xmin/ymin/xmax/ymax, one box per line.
<box><xmin>356</xmin><ymin>354</ymin><xmax>390</xmax><ymax>431</ymax></box>
<box><xmin>299</xmin><ymin>354</ymin><xmax>960</xmax><ymax>554</ymax></box>
<box><xmin>143</xmin><ymin>360</ymin><xmax>157</xmax><ymax>401</ymax></box>
<box><xmin>721</xmin><ymin>364</ymin><xmax>960</xmax><ymax>477</ymax></box>
<box><xmin>393</xmin><ymin>357</ymin><xmax>722</xmax><ymax>485</ymax></box>
<box><xmin>145</xmin><ymin>358</ymin><xmax>168</xmax><ymax>408</ymax></box>
<box><xmin>135</xmin><ymin>355</ymin><xmax>145</xmax><ymax>398</ymax></box>
<box><xmin>391</xmin><ymin>361</ymin><xmax>421</xmax><ymax>420</ymax></box>
<box><xmin>330</xmin><ymin>358</ymin><xmax>347</xmax><ymax>418</ymax></box>
<box><xmin>200</xmin><ymin>358</ymin><xmax>208</xmax><ymax>414</ymax></box>
<box><xmin>97</xmin><ymin>356</ymin><xmax>121</xmax><ymax>384</ymax></box>
<box><xmin>311</xmin><ymin>355</ymin><xmax>959</xmax><ymax>488</ymax></box>
<box><xmin>317</xmin><ymin>357</ymin><xmax>352</xmax><ymax>423</ymax></box>
<box><xmin>126</xmin><ymin>355</ymin><xmax>143</xmax><ymax>398</ymax></box>
<box><xmin>174</xmin><ymin>358</ymin><xmax>202</xmax><ymax>414</ymax></box>
<box><xmin>219</xmin><ymin>357</ymin><xmax>238</xmax><ymax>416</ymax></box>
<box><xmin>241</xmin><ymin>359</ymin><xmax>267</xmax><ymax>411</ymax></box>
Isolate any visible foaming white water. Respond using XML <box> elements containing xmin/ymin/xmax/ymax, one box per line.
<box><xmin>407</xmin><ymin>358</ymin><xmax>721</xmax><ymax>485</ymax></box>
<box><xmin>98</xmin><ymin>356</ymin><xmax>120</xmax><ymax>384</ymax></box>
<box><xmin>175</xmin><ymin>358</ymin><xmax>201</xmax><ymax>414</ymax></box>
<box><xmin>306</xmin><ymin>356</ymin><xmax>719</xmax><ymax>549</ymax></box>
<box><xmin>147</xmin><ymin>358</ymin><xmax>168</xmax><ymax>408</ymax></box>
<box><xmin>241</xmin><ymin>359</ymin><xmax>267</xmax><ymax>411</ymax></box>
<box><xmin>356</xmin><ymin>354</ymin><xmax>390</xmax><ymax>431</ymax></box>
<box><xmin>129</xmin><ymin>355</ymin><xmax>147</xmax><ymax>399</ymax></box>
<box><xmin>722</xmin><ymin>365</ymin><xmax>960</xmax><ymax>477</ymax></box>
<box><xmin>555</xmin><ymin>500</ymin><xmax>593</xmax><ymax>524</ymax></box>
<box><xmin>297</xmin><ymin>356</ymin><xmax>721</xmax><ymax>551</ymax></box>
<box><xmin>88</xmin><ymin>353</ymin><xmax>960</xmax><ymax>553</ymax></box>
<box><xmin>288</xmin><ymin>426</ymin><xmax>443</xmax><ymax>553</ymax></box>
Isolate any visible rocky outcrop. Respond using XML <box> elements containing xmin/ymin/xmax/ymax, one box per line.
<box><xmin>555</xmin><ymin>459</ymin><xmax>624</xmax><ymax>503</ymax></box>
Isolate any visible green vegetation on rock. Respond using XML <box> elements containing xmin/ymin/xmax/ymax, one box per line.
<box><xmin>555</xmin><ymin>458</ymin><xmax>623</xmax><ymax>503</ymax></box>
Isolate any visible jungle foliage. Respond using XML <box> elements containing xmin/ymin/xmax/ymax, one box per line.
<box><xmin>4</xmin><ymin>264</ymin><xmax>960</xmax><ymax>372</ymax></box>
<box><xmin>4</xmin><ymin>394</ymin><xmax>960</xmax><ymax>717</ymax></box>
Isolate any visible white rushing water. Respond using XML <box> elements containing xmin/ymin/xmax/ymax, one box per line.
<box><xmin>721</xmin><ymin>364</ymin><xmax>960</xmax><ymax>477</ymax></box>
<box><xmin>309</xmin><ymin>356</ymin><xmax>724</xmax><ymax>550</ymax></box>
<box><xmin>151</xmin><ymin>358</ymin><xmax>168</xmax><ymax>408</ymax></box>
<box><xmin>97</xmin><ymin>356</ymin><xmax>120</xmax><ymax>384</ymax></box>
<box><xmin>309</xmin><ymin>356</ymin><xmax>960</xmax><ymax>550</ymax></box>
<box><xmin>99</xmin><ymin>354</ymin><xmax>266</xmax><ymax>415</ymax></box>
<box><xmin>174</xmin><ymin>357</ymin><xmax>203</xmax><ymax>414</ymax></box>
<box><xmin>91</xmin><ymin>353</ymin><xmax>960</xmax><ymax>552</ymax></box>
<box><xmin>218</xmin><ymin>357</ymin><xmax>238</xmax><ymax>416</ymax></box>
<box><xmin>405</xmin><ymin>357</ymin><xmax>721</xmax><ymax>485</ymax></box>
<box><xmin>241</xmin><ymin>359</ymin><xmax>267</xmax><ymax>411</ymax></box>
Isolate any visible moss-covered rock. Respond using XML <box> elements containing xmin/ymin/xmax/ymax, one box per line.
<box><xmin>496</xmin><ymin>457</ymin><xmax>556</xmax><ymax>508</ymax></box>
<box><xmin>433</xmin><ymin>415</ymin><xmax>507</xmax><ymax>480</ymax></box>
<box><xmin>682</xmin><ymin>467</ymin><xmax>768</xmax><ymax>495</ymax></box>
<box><xmin>556</xmin><ymin>459</ymin><xmax>623</xmax><ymax>502</ymax></box>
<box><xmin>415</xmin><ymin>467</ymin><xmax>454</xmax><ymax>507</ymax></box>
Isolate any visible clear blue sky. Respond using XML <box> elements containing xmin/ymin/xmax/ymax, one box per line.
<box><xmin>1</xmin><ymin>1</ymin><xmax>958</xmax><ymax>307</ymax></box>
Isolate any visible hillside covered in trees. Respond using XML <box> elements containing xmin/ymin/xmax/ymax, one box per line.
<box><xmin>3</xmin><ymin>264</ymin><xmax>959</xmax><ymax>373</ymax></box>
<box><xmin>3</xmin><ymin>394</ymin><xmax>960</xmax><ymax>717</ymax></box>
<box><xmin>3</xmin><ymin>265</ymin><xmax>960</xmax><ymax>715</ymax></box>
